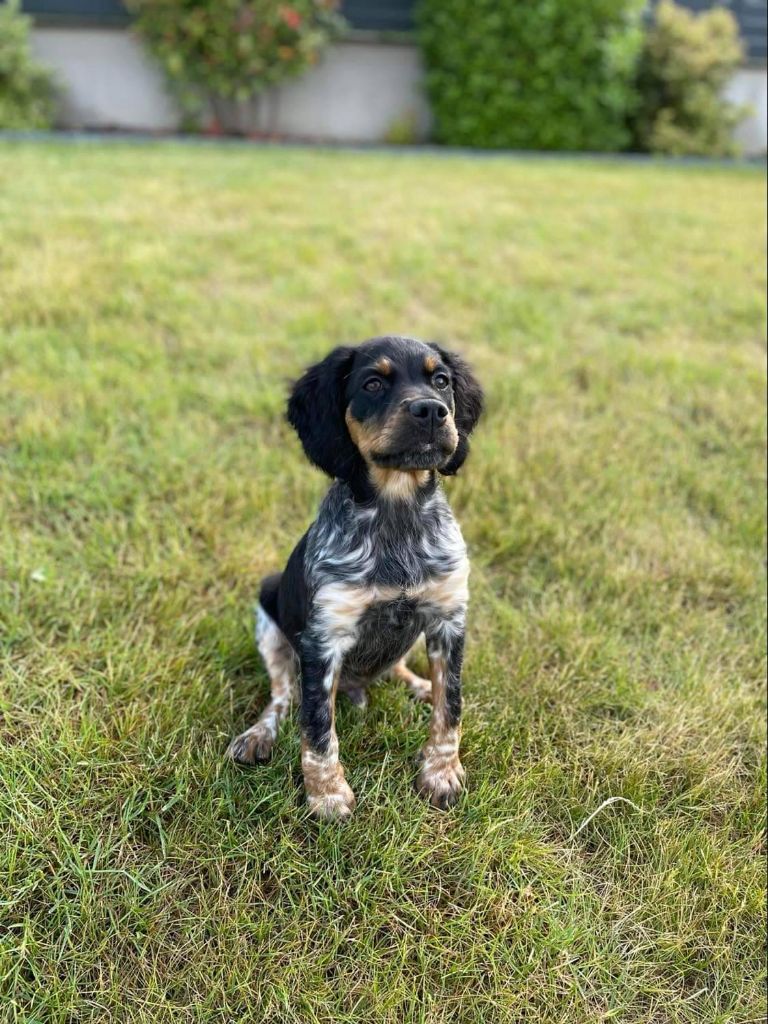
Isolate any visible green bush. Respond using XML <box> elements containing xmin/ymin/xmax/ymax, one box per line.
<box><xmin>0</xmin><ymin>0</ymin><xmax>55</xmax><ymax>130</ymax></box>
<box><xmin>416</xmin><ymin>0</ymin><xmax>644</xmax><ymax>151</ymax></box>
<box><xmin>128</xmin><ymin>0</ymin><xmax>345</xmax><ymax>121</ymax></box>
<box><xmin>633</xmin><ymin>0</ymin><xmax>745</xmax><ymax>157</ymax></box>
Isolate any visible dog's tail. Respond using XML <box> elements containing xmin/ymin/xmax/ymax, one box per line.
<box><xmin>255</xmin><ymin>572</ymin><xmax>282</xmax><ymax>636</ymax></box>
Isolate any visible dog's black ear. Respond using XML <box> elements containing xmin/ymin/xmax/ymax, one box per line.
<box><xmin>430</xmin><ymin>345</ymin><xmax>484</xmax><ymax>476</ymax></box>
<box><xmin>287</xmin><ymin>346</ymin><xmax>359</xmax><ymax>480</ymax></box>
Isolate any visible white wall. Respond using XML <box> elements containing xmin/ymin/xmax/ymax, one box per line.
<box><xmin>31</xmin><ymin>28</ymin><xmax>431</xmax><ymax>142</ymax></box>
<box><xmin>724</xmin><ymin>67</ymin><xmax>767</xmax><ymax>156</ymax></box>
<box><xmin>30</xmin><ymin>26</ymin><xmax>766</xmax><ymax>153</ymax></box>
<box><xmin>32</xmin><ymin>28</ymin><xmax>178</xmax><ymax>132</ymax></box>
<box><xmin>262</xmin><ymin>41</ymin><xmax>431</xmax><ymax>141</ymax></box>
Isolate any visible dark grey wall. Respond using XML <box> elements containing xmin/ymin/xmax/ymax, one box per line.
<box><xmin>23</xmin><ymin>0</ymin><xmax>127</xmax><ymax>22</ymax></box>
<box><xmin>340</xmin><ymin>0</ymin><xmax>414</xmax><ymax>31</ymax></box>
<box><xmin>21</xmin><ymin>0</ymin><xmax>416</xmax><ymax>31</ymax></box>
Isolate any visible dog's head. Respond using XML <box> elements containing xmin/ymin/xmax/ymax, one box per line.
<box><xmin>287</xmin><ymin>336</ymin><xmax>483</xmax><ymax>488</ymax></box>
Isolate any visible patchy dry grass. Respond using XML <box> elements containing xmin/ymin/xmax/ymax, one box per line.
<box><xmin>0</xmin><ymin>141</ymin><xmax>765</xmax><ymax>1023</ymax></box>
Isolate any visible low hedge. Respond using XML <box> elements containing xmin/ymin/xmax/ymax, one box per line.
<box><xmin>0</xmin><ymin>0</ymin><xmax>55</xmax><ymax>130</ymax></box>
<box><xmin>417</xmin><ymin>0</ymin><xmax>645</xmax><ymax>152</ymax></box>
<box><xmin>633</xmin><ymin>0</ymin><xmax>746</xmax><ymax>156</ymax></box>
<box><xmin>128</xmin><ymin>0</ymin><xmax>345</xmax><ymax>122</ymax></box>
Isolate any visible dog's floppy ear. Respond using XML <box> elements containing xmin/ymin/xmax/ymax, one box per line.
<box><xmin>287</xmin><ymin>346</ymin><xmax>359</xmax><ymax>480</ymax></box>
<box><xmin>430</xmin><ymin>344</ymin><xmax>484</xmax><ymax>476</ymax></box>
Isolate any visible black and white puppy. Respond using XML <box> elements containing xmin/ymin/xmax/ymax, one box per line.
<box><xmin>227</xmin><ymin>335</ymin><xmax>483</xmax><ymax>819</ymax></box>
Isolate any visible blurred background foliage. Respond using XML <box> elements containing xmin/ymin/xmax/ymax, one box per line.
<box><xmin>1</xmin><ymin>0</ymin><xmax>750</xmax><ymax>155</ymax></box>
<box><xmin>126</xmin><ymin>0</ymin><xmax>346</xmax><ymax>127</ymax></box>
<box><xmin>417</xmin><ymin>0</ymin><xmax>746</xmax><ymax>156</ymax></box>
<box><xmin>0</xmin><ymin>0</ymin><xmax>55</xmax><ymax>130</ymax></box>
<box><xmin>417</xmin><ymin>0</ymin><xmax>646</xmax><ymax>152</ymax></box>
<box><xmin>633</xmin><ymin>0</ymin><xmax>746</xmax><ymax>156</ymax></box>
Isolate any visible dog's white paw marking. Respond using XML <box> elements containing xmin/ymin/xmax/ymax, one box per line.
<box><xmin>416</xmin><ymin>754</ymin><xmax>465</xmax><ymax>809</ymax></box>
<box><xmin>306</xmin><ymin>775</ymin><xmax>357</xmax><ymax>821</ymax></box>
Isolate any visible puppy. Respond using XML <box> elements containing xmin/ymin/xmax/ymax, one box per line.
<box><xmin>227</xmin><ymin>335</ymin><xmax>483</xmax><ymax>819</ymax></box>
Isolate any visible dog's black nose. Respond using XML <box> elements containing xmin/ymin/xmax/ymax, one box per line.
<box><xmin>409</xmin><ymin>398</ymin><xmax>449</xmax><ymax>425</ymax></box>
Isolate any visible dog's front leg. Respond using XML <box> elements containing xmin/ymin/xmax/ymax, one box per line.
<box><xmin>416</xmin><ymin>622</ymin><xmax>466</xmax><ymax>809</ymax></box>
<box><xmin>299</xmin><ymin>643</ymin><xmax>356</xmax><ymax>820</ymax></box>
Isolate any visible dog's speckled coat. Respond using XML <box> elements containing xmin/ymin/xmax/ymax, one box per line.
<box><xmin>227</xmin><ymin>335</ymin><xmax>483</xmax><ymax>818</ymax></box>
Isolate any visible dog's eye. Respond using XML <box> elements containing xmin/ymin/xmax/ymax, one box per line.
<box><xmin>363</xmin><ymin>377</ymin><xmax>383</xmax><ymax>393</ymax></box>
<box><xmin>433</xmin><ymin>373</ymin><xmax>450</xmax><ymax>390</ymax></box>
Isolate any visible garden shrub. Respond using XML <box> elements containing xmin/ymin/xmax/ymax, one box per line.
<box><xmin>633</xmin><ymin>0</ymin><xmax>745</xmax><ymax>157</ymax></box>
<box><xmin>416</xmin><ymin>0</ymin><xmax>645</xmax><ymax>151</ymax></box>
<box><xmin>128</xmin><ymin>0</ymin><xmax>345</xmax><ymax>122</ymax></box>
<box><xmin>0</xmin><ymin>0</ymin><xmax>55</xmax><ymax>130</ymax></box>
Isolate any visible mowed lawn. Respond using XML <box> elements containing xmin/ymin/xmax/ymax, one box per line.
<box><xmin>0</xmin><ymin>141</ymin><xmax>765</xmax><ymax>1024</ymax></box>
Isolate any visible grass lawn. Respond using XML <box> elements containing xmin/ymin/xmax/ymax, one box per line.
<box><xmin>0</xmin><ymin>141</ymin><xmax>765</xmax><ymax>1024</ymax></box>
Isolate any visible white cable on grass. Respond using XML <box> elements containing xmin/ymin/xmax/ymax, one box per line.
<box><xmin>570</xmin><ymin>796</ymin><xmax>643</xmax><ymax>840</ymax></box>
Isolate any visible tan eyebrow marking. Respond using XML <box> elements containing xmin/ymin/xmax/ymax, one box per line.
<box><xmin>374</xmin><ymin>357</ymin><xmax>392</xmax><ymax>375</ymax></box>
<box><xmin>424</xmin><ymin>354</ymin><xmax>438</xmax><ymax>373</ymax></box>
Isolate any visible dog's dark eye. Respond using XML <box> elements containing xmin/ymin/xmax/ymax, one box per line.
<box><xmin>433</xmin><ymin>373</ymin><xmax>450</xmax><ymax>390</ymax></box>
<box><xmin>363</xmin><ymin>377</ymin><xmax>383</xmax><ymax>393</ymax></box>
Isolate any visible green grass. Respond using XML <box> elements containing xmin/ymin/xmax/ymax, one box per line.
<box><xmin>0</xmin><ymin>141</ymin><xmax>765</xmax><ymax>1024</ymax></box>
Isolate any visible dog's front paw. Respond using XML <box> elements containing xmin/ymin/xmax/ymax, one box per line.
<box><xmin>416</xmin><ymin>754</ymin><xmax>465</xmax><ymax>810</ymax></box>
<box><xmin>226</xmin><ymin>724</ymin><xmax>275</xmax><ymax>765</ymax></box>
<box><xmin>306</xmin><ymin>774</ymin><xmax>357</xmax><ymax>821</ymax></box>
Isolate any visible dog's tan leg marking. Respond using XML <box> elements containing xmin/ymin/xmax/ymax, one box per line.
<box><xmin>392</xmin><ymin>657</ymin><xmax>432</xmax><ymax>702</ymax></box>
<box><xmin>416</xmin><ymin>650</ymin><xmax>464</xmax><ymax>809</ymax></box>
<box><xmin>302</xmin><ymin>672</ymin><xmax>356</xmax><ymax>821</ymax></box>
<box><xmin>227</xmin><ymin>606</ymin><xmax>298</xmax><ymax>764</ymax></box>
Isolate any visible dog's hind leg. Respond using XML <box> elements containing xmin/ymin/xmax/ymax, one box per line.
<box><xmin>392</xmin><ymin>638</ymin><xmax>431</xmax><ymax>702</ymax></box>
<box><xmin>227</xmin><ymin>578</ymin><xmax>298</xmax><ymax>765</ymax></box>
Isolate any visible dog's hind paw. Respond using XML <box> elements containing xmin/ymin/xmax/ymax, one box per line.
<box><xmin>343</xmin><ymin>686</ymin><xmax>368</xmax><ymax>709</ymax></box>
<box><xmin>226</xmin><ymin>725</ymin><xmax>275</xmax><ymax>765</ymax></box>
